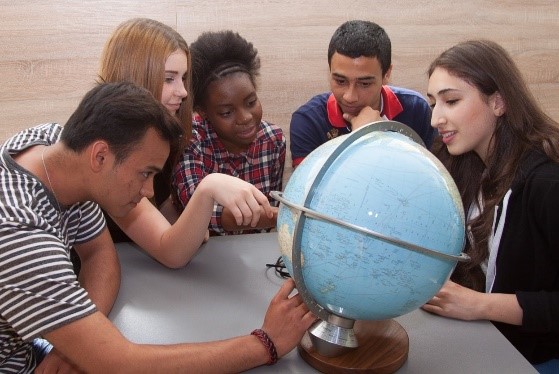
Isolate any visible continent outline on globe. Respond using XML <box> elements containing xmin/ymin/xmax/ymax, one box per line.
<box><xmin>273</xmin><ymin>121</ymin><xmax>469</xmax><ymax>322</ymax></box>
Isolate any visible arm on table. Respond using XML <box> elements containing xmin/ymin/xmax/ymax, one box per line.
<box><xmin>45</xmin><ymin>279</ymin><xmax>315</xmax><ymax>373</ymax></box>
<box><xmin>114</xmin><ymin>173</ymin><xmax>272</xmax><ymax>268</ymax></box>
<box><xmin>422</xmin><ymin>280</ymin><xmax>523</xmax><ymax>325</ymax></box>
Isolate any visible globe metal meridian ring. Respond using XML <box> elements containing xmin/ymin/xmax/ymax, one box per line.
<box><xmin>274</xmin><ymin>120</ymin><xmax>470</xmax><ymax>265</ymax></box>
<box><xmin>272</xmin><ymin>190</ymin><xmax>470</xmax><ymax>263</ymax></box>
<box><xmin>272</xmin><ymin>121</ymin><xmax>470</xmax><ymax>356</ymax></box>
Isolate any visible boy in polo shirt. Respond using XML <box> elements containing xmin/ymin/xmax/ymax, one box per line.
<box><xmin>290</xmin><ymin>20</ymin><xmax>435</xmax><ymax>167</ymax></box>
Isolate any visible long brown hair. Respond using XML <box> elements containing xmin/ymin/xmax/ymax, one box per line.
<box><xmin>429</xmin><ymin>40</ymin><xmax>559</xmax><ymax>290</ymax></box>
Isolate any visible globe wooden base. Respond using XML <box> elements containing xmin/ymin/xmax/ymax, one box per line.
<box><xmin>298</xmin><ymin>319</ymin><xmax>409</xmax><ymax>373</ymax></box>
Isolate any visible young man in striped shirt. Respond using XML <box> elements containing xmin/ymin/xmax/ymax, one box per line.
<box><xmin>0</xmin><ymin>82</ymin><xmax>314</xmax><ymax>372</ymax></box>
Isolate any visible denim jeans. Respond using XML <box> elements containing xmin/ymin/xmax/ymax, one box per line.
<box><xmin>31</xmin><ymin>338</ymin><xmax>53</xmax><ymax>366</ymax></box>
<box><xmin>533</xmin><ymin>358</ymin><xmax>559</xmax><ymax>374</ymax></box>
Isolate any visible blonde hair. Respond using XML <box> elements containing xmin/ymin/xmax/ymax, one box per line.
<box><xmin>99</xmin><ymin>18</ymin><xmax>192</xmax><ymax>138</ymax></box>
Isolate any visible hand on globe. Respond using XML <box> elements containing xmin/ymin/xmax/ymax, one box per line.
<box><xmin>260</xmin><ymin>279</ymin><xmax>316</xmax><ymax>357</ymax></box>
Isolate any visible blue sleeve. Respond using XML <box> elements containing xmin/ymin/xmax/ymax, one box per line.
<box><xmin>417</xmin><ymin>103</ymin><xmax>436</xmax><ymax>150</ymax></box>
<box><xmin>290</xmin><ymin>112</ymin><xmax>320</xmax><ymax>163</ymax></box>
<box><xmin>393</xmin><ymin>93</ymin><xmax>435</xmax><ymax>149</ymax></box>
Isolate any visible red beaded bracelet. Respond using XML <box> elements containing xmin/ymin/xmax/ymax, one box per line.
<box><xmin>251</xmin><ymin>328</ymin><xmax>278</xmax><ymax>365</ymax></box>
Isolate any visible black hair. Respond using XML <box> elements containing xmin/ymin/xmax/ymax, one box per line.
<box><xmin>327</xmin><ymin>20</ymin><xmax>391</xmax><ymax>75</ymax></box>
<box><xmin>60</xmin><ymin>81</ymin><xmax>183</xmax><ymax>164</ymax></box>
<box><xmin>190</xmin><ymin>30</ymin><xmax>260</xmax><ymax>108</ymax></box>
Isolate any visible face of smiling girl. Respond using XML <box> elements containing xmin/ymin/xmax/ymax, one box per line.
<box><xmin>197</xmin><ymin>72</ymin><xmax>263</xmax><ymax>154</ymax></box>
<box><xmin>427</xmin><ymin>67</ymin><xmax>504</xmax><ymax>164</ymax></box>
<box><xmin>160</xmin><ymin>49</ymin><xmax>188</xmax><ymax>115</ymax></box>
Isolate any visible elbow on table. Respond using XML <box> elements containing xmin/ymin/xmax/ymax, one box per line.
<box><xmin>156</xmin><ymin>254</ymin><xmax>192</xmax><ymax>269</ymax></box>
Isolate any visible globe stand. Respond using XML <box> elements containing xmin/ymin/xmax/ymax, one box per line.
<box><xmin>299</xmin><ymin>319</ymin><xmax>409</xmax><ymax>374</ymax></box>
<box><xmin>308</xmin><ymin>315</ymin><xmax>358</xmax><ymax>357</ymax></box>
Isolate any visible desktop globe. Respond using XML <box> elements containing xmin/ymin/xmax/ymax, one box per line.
<box><xmin>271</xmin><ymin>121</ymin><xmax>469</xmax><ymax>373</ymax></box>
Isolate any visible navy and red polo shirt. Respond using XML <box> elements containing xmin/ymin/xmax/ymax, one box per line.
<box><xmin>290</xmin><ymin>85</ymin><xmax>434</xmax><ymax>167</ymax></box>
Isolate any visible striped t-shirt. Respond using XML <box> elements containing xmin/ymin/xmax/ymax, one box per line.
<box><xmin>0</xmin><ymin>123</ymin><xmax>105</xmax><ymax>372</ymax></box>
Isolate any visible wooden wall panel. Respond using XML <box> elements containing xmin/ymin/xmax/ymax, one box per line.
<box><xmin>1</xmin><ymin>0</ymin><xmax>558</xmax><ymax>181</ymax></box>
<box><xmin>0</xmin><ymin>0</ymin><xmax>177</xmax><ymax>141</ymax></box>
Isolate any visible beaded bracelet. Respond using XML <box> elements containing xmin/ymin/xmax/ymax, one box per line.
<box><xmin>251</xmin><ymin>328</ymin><xmax>278</xmax><ymax>365</ymax></box>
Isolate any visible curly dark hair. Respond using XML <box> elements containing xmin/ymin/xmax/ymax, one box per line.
<box><xmin>190</xmin><ymin>30</ymin><xmax>260</xmax><ymax>108</ymax></box>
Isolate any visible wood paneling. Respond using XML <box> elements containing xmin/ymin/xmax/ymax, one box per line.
<box><xmin>1</xmin><ymin>0</ymin><xmax>558</xmax><ymax>180</ymax></box>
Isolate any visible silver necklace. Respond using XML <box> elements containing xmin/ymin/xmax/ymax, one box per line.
<box><xmin>41</xmin><ymin>146</ymin><xmax>68</xmax><ymax>244</ymax></box>
<box><xmin>41</xmin><ymin>146</ymin><xmax>63</xmax><ymax>215</ymax></box>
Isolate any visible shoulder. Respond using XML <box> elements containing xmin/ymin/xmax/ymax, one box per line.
<box><xmin>293</xmin><ymin>92</ymin><xmax>330</xmax><ymax>115</ymax></box>
<box><xmin>1</xmin><ymin>143</ymin><xmax>45</xmax><ymax>211</ymax></box>
<box><xmin>0</xmin><ymin>186</ymin><xmax>44</xmax><ymax>227</ymax></box>
<box><xmin>189</xmin><ymin>116</ymin><xmax>213</xmax><ymax>145</ymax></box>
<box><xmin>388</xmin><ymin>86</ymin><xmax>429</xmax><ymax>107</ymax></box>
<box><xmin>259</xmin><ymin>121</ymin><xmax>286</xmax><ymax>145</ymax></box>
<box><xmin>71</xmin><ymin>201</ymin><xmax>106</xmax><ymax>239</ymax></box>
<box><xmin>517</xmin><ymin>151</ymin><xmax>559</xmax><ymax>182</ymax></box>
<box><xmin>290</xmin><ymin>93</ymin><xmax>331</xmax><ymax>134</ymax></box>
<box><xmin>525</xmin><ymin>161</ymin><xmax>559</xmax><ymax>191</ymax></box>
<box><xmin>2</xmin><ymin>123</ymin><xmax>61</xmax><ymax>152</ymax></box>
<box><xmin>513</xmin><ymin>151</ymin><xmax>559</xmax><ymax>202</ymax></box>
<box><xmin>191</xmin><ymin>115</ymin><xmax>208</xmax><ymax>135</ymax></box>
<box><xmin>260</xmin><ymin>121</ymin><xmax>283</xmax><ymax>136</ymax></box>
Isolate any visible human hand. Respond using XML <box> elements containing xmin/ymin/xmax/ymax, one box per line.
<box><xmin>202</xmin><ymin>173</ymin><xmax>273</xmax><ymax>227</ymax></box>
<box><xmin>34</xmin><ymin>348</ymin><xmax>83</xmax><ymax>374</ymax></box>
<box><xmin>343</xmin><ymin>106</ymin><xmax>382</xmax><ymax>131</ymax></box>
<box><xmin>260</xmin><ymin>278</ymin><xmax>316</xmax><ymax>357</ymax></box>
<box><xmin>421</xmin><ymin>280</ymin><xmax>485</xmax><ymax>321</ymax></box>
<box><xmin>221</xmin><ymin>201</ymin><xmax>278</xmax><ymax>232</ymax></box>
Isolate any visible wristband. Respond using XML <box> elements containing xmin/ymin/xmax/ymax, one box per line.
<box><xmin>251</xmin><ymin>328</ymin><xmax>278</xmax><ymax>365</ymax></box>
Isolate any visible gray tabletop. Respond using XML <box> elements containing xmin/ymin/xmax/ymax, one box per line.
<box><xmin>109</xmin><ymin>232</ymin><xmax>536</xmax><ymax>373</ymax></box>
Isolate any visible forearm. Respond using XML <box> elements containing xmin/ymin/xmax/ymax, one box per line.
<box><xmin>423</xmin><ymin>280</ymin><xmax>523</xmax><ymax>326</ymax></box>
<box><xmin>47</xmin><ymin>312</ymin><xmax>270</xmax><ymax>373</ymax></box>
<box><xmin>78</xmin><ymin>251</ymin><xmax>120</xmax><ymax>315</ymax></box>
<box><xmin>75</xmin><ymin>232</ymin><xmax>120</xmax><ymax>315</ymax></box>
<box><xmin>115</xmin><ymin>194</ymin><xmax>211</xmax><ymax>269</ymax></box>
<box><xmin>121</xmin><ymin>173</ymin><xmax>273</xmax><ymax>268</ymax></box>
<box><xmin>516</xmin><ymin>290</ymin><xmax>559</xmax><ymax>331</ymax></box>
<box><xmin>478</xmin><ymin>292</ymin><xmax>523</xmax><ymax>326</ymax></box>
<box><xmin>130</xmin><ymin>335</ymin><xmax>269</xmax><ymax>373</ymax></box>
<box><xmin>347</xmin><ymin>106</ymin><xmax>382</xmax><ymax>131</ymax></box>
<box><xmin>47</xmin><ymin>278</ymin><xmax>312</xmax><ymax>372</ymax></box>
<box><xmin>156</xmin><ymin>187</ymin><xmax>215</xmax><ymax>267</ymax></box>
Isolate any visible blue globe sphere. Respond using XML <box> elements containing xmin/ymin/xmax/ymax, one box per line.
<box><xmin>275</xmin><ymin>122</ymin><xmax>466</xmax><ymax>321</ymax></box>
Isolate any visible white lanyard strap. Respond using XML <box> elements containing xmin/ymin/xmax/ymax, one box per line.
<box><xmin>486</xmin><ymin>189</ymin><xmax>512</xmax><ymax>293</ymax></box>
